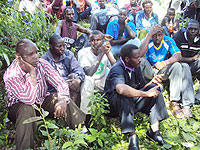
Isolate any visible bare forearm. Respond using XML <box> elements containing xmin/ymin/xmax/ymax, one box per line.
<box><xmin>116</xmin><ymin>84</ymin><xmax>148</xmax><ymax>97</ymax></box>
<box><xmin>111</xmin><ymin>37</ymin><xmax>131</xmax><ymax>45</ymax></box>
<box><xmin>139</xmin><ymin>33</ymin><xmax>152</xmax><ymax>57</ymax></box>
<box><xmin>106</xmin><ymin>52</ymin><xmax>116</xmax><ymax>65</ymax></box>
<box><xmin>84</xmin><ymin>53</ymin><xmax>104</xmax><ymax>76</ymax></box>
<box><xmin>165</xmin><ymin>53</ymin><xmax>182</xmax><ymax>65</ymax></box>
<box><xmin>126</xmin><ymin>23</ymin><xmax>136</xmax><ymax>38</ymax></box>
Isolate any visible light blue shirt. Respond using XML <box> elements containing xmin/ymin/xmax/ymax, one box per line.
<box><xmin>146</xmin><ymin>35</ymin><xmax>181</xmax><ymax>66</ymax></box>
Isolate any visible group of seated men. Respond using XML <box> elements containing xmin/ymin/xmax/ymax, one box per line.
<box><xmin>4</xmin><ymin>0</ymin><xmax>200</xmax><ymax>150</ymax></box>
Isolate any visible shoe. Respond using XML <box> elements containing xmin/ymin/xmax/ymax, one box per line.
<box><xmin>146</xmin><ymin>129</ymin><xmax>172</xmax><ymax>149</ymax></box>
<box><xmin>128</xmin><ymin>135</ymin><xmax>139</xmax><ymax>150</ymax></box>
<box><xmin>182</xmin><ymin>108</ymin><xmax>193</xmax><ymax>118</ymax></box>
<box><xmin>169</xmin><ymin>102</ymin><xmax>184</xmax><ymax>119</ymax></box>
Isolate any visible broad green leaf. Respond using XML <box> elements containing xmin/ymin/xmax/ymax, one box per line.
<box><xmin>182</xmin><ymin>132</ymin><xmax>196</xmax><ymax>142</ymax></box>
<box><xmin>62</xmin><ymin>141</ymin><xmax>73</xmax><ymax>149</ymax></box>
<box><xmin>193</xmin><ymin>122</ymin><xmax>200</xmax><ymax>131</ymax></box>
<box><xmin>40</xmin><ymin>130</ymin><xmax>48</xmax><ymax>136</ymax></box>
<box><xmin>98</xmin><ymin>138</ymin><xmax>103</xmax><ymax>147</ymax></box>
<box><xmin>74</xmin><ymin>139</ymin><xmax>88</xmax><ymax>146</ymax></box>
<box><xmin>86</xmin><ymin>135</ymin><xmax>96</xmax><ymax>143</ymax></box>
<box><xmin>46</xmin><ymin>122</ymin><xmax>59</xmax><ymax>129</ymax></box>
<box><xmin>89</xmin><ymin>128</ymin><xmax>97</xmax><ymax>135</ymax></box>
<box><xmin>23</xmin><ymin>116</ymin><xmax>42</xmax><ymax>124</ymax></box>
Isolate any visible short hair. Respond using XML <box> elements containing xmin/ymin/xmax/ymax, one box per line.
<box><xmin>120</xmin><ymin>44</ymin><xmax>139</xmax><ymax>60</ymax></box>
<box><xmin>119</xmin><ymin>7</ymin><xmax>129</xmax><ymax>14</ymax></box>
<box><xmin>16</xmin><ymin>39</ymin><xmax>33</xmax><ymax>54</ymax></box>
<box><xmin>167</xmin><ymin>8</ymin><xmax>175</xmax><ymax>13</ymax></box>
<box><xmin>187</xmin><ymin>19</ymin><xmax>200</xmax><ymax>27</ymax></box>
<box><xmin>64</xmin><ymin>6</ymin><xmax>73</xmax><ymax>15</ymax></box>
<box><xmin>49</xmin><ymin>34</ymin><xmax>62</xmax><ymax>45</ymax></box>
<box><xmin>89</xmin><ymin>30</ymin><xmax>104</xmax><ymax>40</ymax></box>
<box><xmin>142</xmin><ymin>0</ymin><xmax>153</xmax><ymax>8</ymax></box>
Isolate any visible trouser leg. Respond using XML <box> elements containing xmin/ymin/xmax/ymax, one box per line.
<box><xmin>140</xmin><ymin>57</ymin><xmax>155</xmax><ymax>80</ymax></box>
<box><xmin>181</xmin><ymin>63</ymin><xmax>195</xmax><ymax>107</ymax></box>
<box><xmin>8</xmin><ymin>103</ymin><xmax>37</xmax><ymax>150</ymax></box>
<box><xmin>80</xmin><ymin>76</ymin><xmax>95</xmax><ymax>114</ymax></box>
<box><xmin>189</xmin><ymin>59</ymin><xmax>200</xmax><ymax>100</ymax></box>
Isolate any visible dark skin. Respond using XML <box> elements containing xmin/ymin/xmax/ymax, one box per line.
<box><xmin>110</xmin><ymin>9</ymin><xmax>136</xmax><ymax>46</ymax></box>
<box><xmin>116</xmin><ymin>49</ymin><xmax>163</xmax><ymax>136</ymax></box>
<box><xmin>181</xmin><ymin>22</ymin><xmax>200</xmax><ymax>63</ymax></box>
<box><xmin>139</xmin><ymin>25</ymin><xmax>182</xmax><ymax>70</ymax></box>
<box><xmin>83</xmin><ymin>33</ymin><xmax>116</xmax><ymax>76</ymax></box>
<box><xmin>55</xmin><ymin>9</ymin><xmax>91</xmax><ymax>36</ymax></box>
<box><xmin>49</xmin><ymin>38</ymin><xmax>81</xmax><ymax>93</ymax></box>
<box><xmin>17</xmin><ymin>39</ymin><xmax>68</xmax><ymax>119</ymax></box>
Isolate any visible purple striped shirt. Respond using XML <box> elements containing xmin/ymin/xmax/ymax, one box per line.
<box><xmin>4</xmin><ymin>58</ymin><xmax>70</xmax><ymax>107</ymax></box>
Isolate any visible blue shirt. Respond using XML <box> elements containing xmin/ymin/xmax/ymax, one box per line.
<box><xmin>146</xmin><ymin>35</ymin><xmax>181</xmax><ymax>66</ymax></box>
<box><xmin>136</xmin><ymin>10</ymin><xmax>158</xmax><ymax>31</ymax></box>
<box><xmin>106</xmin><ymin>19</ymin><xmax>137</xmax><ymax>40</ymax></box>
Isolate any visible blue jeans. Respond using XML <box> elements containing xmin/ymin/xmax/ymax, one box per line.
<box><xmin>72</xmin><ymin>5</ymin><xmax>91</xmax><ymax>22</ymax></box>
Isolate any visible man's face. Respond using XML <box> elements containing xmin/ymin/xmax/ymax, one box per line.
<box><xmin>186</xmin><ymin>22</ymin><xmax>200</xmax><ymax>39</ymax></box>
<box><xmin>144</xmin><ymin>3</ymin><xmax>152</xmax><ymax>16</ymax></box>
<box><xmin>65</xmin><ymin>9</ymin><xmax>74</xmax><ymax>22</ymax></box>
<box><xmin>125</xmin><ymin>49</ymin><xmax>141</xmax><ymax>68</ymax></box>
<box><xmin>50</xmin><ymin>38</ymin><xmax>65</xmax><ymax>56</ymax></box>
<box><xmin>118</xmin><ymin>9</ymin><xmax>128</xmax><ymax>23</ymax></box>
<box><xmin>130</xmin><ymin>0</ymin><xmax>137</xmax><ymax>5</ymax></box>
<box><xmin>97</xmin><ymin>0</ymin><xmax>105</xmax><ymax>8</ymax></box>
<box><xmin>152</xmin><ymin>31</ymin><xmax>164</xmax><ymax>46</ymax></box>
<box><xmin>168</xmin><ymin>10</ymin><xmax>175</xmax><ymax>20</ymax></box>
<box><xmin>90</xmin><ymin>34</ymin><xmax>104</xmax><ymax>51</ymax></box>
<box><xmin>20</xmin><ymin>42</ymin><xmax>39</xmax><ymax>67</ymax></box>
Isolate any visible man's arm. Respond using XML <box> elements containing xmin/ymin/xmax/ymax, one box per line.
<box><xmin>125</xmin><ymin>18</ymin><xmax>136</xmax><ymax>38</ymax></box>
<box><xmin>76</xmin><ymin>23</ymin><xmax>91</xmax><ymax>35</ymax></box>
<box><xmin>181</xmin><ymin>54</ymin><xmax>200</xmax><ymax>63</ymax></box>
<box><xmin>85</xmin><ymin>0</ymin><xmax>91</xmax><ymax>7</ymax></box>
<box><xmin>116</xmin><ymin>84</ymin><xmax>159</xmax><ymax>98</ymax></box>
<box><xmin>139</xmin><ymin>25</ymin><xmax>164</xmax><ymax>57</ymax></box>
<box><xmin>55</xmin><ymin>20</ymin><xmax>63</xmax><ymax>35</ymax></box>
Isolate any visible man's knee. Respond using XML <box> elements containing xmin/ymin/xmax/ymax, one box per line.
<box><xmin>17</xmin><ymin>104</ymin><xmax>36</xmax><ymax>120</ymax></box>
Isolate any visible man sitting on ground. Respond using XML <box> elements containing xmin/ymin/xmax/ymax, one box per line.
<box><xmin>3</xmin><ymin>39</ymin><xmax>85</xmax><ymax>150</ymax></box>
<box><xmin>42</xmin><ymin>34</ymin><xmax>85</xmax><ymax>104</ymax></box>
<box><xmin>78</xmin><ymin>30</ymin><xmax>116</xmax><ymax>123</ymax></box>
<box><xmin>173</xmin><ymin>19</ymin><xmax>200</xmax><ymax>104</ymax></box>
<box><xmin>45</xmin><ymin>0</ymin><xmax>66</xmax><ymax>19</ymax></box>
<box><xmin>90</xmin><ymin>0</ymin><xmax>119</xmax><ymax>33</ymax></box>
<box><xmin>104</xmin><ymin>44</ymin><xmax>172</xmax><ymax>150</ymax></box>
<box><xmin>55</xmin><ymin>6</ymin><xmax>91</xmax><ymax>50</ymax></box>
<box><xmin>140</xmin><ymin>25</ymin><xmax>195</xmax><ymax>118</ymax></box>
<box><xmin>106</xmin><ymin>7</ymin><xmax>140</xmax><ymax>57</ymax></box>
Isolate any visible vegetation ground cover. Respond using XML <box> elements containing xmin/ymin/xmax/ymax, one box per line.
<box><xmin>0</xmin><ymin>1</ymin><xmax>200</xmax><ymax>149</ymax></box>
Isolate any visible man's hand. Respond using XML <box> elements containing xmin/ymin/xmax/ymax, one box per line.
<box><xmin>130</xmin><ymin>7</ymin><xmax>137</xmax><ymax>15</ymax></box>
<box><xmin>148</xmin><ymin>25</ymin><xmax>163</xmax><ymax>37</ymax></box>
<box><xmin>145</xmin><ymin>86</ymin><xmax>159</xmax><ymax>98</ymax></box>
<box><xmin>125</xmin><ymin>18</ymin><xmax>130</xmax><ymax>24</ymax></box>
<box><xmin>192</xmin><ymin>54</ymin><xmax>200</xmax><ymax>61</ymax></box>
<box><xmin>17</xmin><ymin>56</ymin><xmax>34</xmax><ymax>73</ymax></box>
<box><xmin>153</xmin><ymin>61</ymin><xmax>167</xmax><ymax>70</ymax></box>
<box><xmin>150</xmin><ymin>74</ymin><xmax>164</xmax><ymax>85</ymax></box>
<box><xmin>69</xmin><ymin>78</ymin><xmax>81</xmax><ymax>92</ymax></box>
<box><xmin>54</xmin><ymin>99</ymin><xmax>67</xmax><ymax>119</ymax></box>
<box><xmin>104</xmin><ymin>34</ymin><xmax>113</xmax><ymax>42</ymax></box>
<box><xmin>101</xmin><ymin>42</ymin><xmax>111</xmax><ymax>54</ymax></box>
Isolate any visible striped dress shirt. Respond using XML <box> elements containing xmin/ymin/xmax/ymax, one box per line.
<box><xmin>4</xmin><ymin>58</ymin><xmax>70</xmax><ymax>107</ymax></box>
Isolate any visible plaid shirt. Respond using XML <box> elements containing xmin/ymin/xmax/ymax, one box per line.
<box><xmin>4</xmin><ymin>58</ymin><xmax>70</xmax><ymax>107</ymax></box>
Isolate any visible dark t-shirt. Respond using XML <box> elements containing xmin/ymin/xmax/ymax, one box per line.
<box><xmin>173</xmin><ymin>28</ymin><xmax>200</xmax><ymax>57</ymax></box>
<box><xmin>104</xmin><ymin>60</ymin><xmax>147</xmax><ymax>97</ymax></box>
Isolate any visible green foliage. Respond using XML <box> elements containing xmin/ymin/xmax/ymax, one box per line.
<box><xmin>175</xmin><ymin>13</ymin><xmax>191</xmax><ymax>28</ymax></box>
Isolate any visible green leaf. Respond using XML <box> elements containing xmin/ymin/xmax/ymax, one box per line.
<box><xmin>74</xmin><ymin>139</ymin><xmax>88</xmax><ymax>146</ymax></box>
<box><xmin>23</xmin><ymin>116</ymin><xmax>42</xmax><ymax>124</ymax></box>
<box><xmin>98</xmin><ymin>138</ymin><xmax>103</xmax><ymax>147</ymax></box>
<box><xmin>86</xmin><ymin>135</ymin><xmax>96</xmax><ymax>143</ymax></box>
<box><xmin>46</xmin><ymin>122</ymin><xmax>59</xmax><ymax>129</ymax></box>
<box><xmin>193</xmin><ymin>122</ymin><xmax>200</xmax><ymax>131</ymax></box>
<box><xmin>40</xmin><ymin>130</ymin><xmax>48</xmax><ymax>136</ymax></box>
<box><xmin>182</xmin><ymin>132</ymin><xmax>196</xmax><ymax>142</ymax></box>
<box><xmin>3</xmin><ymin>53</ymin><xmax>10</xmax><ymax>66</ymax></box>
<box><xmin>89</xmin><ymin>128</ymin><xmax>98</xmax><ymax>135</ymax></box>
<box><xmin>0</xmin><ymin>60</ymin><xmax>2</xmax><ymax>68</ymax></box>
<box><xmin>62</xmin><ymin>141</ymin><xmax>73</xmax><ymax>149</ymax></box>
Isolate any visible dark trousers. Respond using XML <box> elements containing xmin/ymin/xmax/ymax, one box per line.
<box><xmin>107</xmin><ymin>84</ymin><xmax>169</xmax><ymax>134</ymax></box>
<box><xmin>8</xmin><ymin>93</ymin><xmax>85</xmax><ymax>150</ymax></box>
<box><xmin>72</xmin><ymin>4</ymin><xmax>91</xmax><ymax>22</ymax></box>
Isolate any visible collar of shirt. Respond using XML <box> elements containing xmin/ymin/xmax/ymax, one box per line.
<box><xmin>120</xmin><ymin>56</ymin><xmax>135</xmax><ymax>72</ymax></box>
<box><xmin>184</xmin><ymin>31</ymin><xmax>199</xmax><ymax>43</ymax></box>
